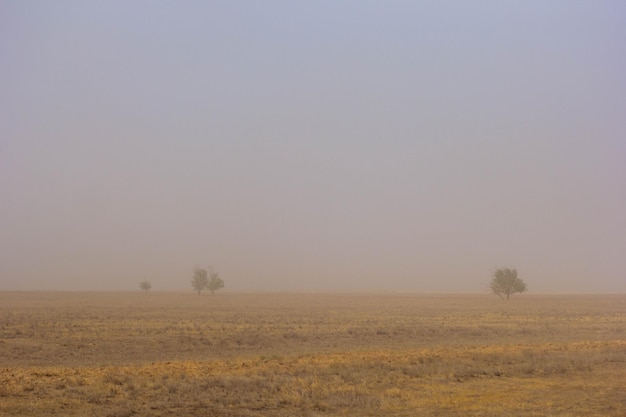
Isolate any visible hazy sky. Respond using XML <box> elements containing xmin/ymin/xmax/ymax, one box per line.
<box><xmin>1</xmin><ymin>1</ymin><xmax>625</xmax><ymax>292</ymax></box>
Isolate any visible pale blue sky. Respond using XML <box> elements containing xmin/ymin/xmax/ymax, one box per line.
<box><xmin>1</xmin><ymin>1</ymin><xmax>625</xmax><ymax>292</ymax></box>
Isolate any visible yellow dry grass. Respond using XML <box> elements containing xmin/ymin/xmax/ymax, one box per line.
<box><xmin>0</xmin><ymin>292</ymin><xmax>624</xmax><ymax>416</ymax></box>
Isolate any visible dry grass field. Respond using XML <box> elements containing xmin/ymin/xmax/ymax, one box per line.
<box><xmin>0</xmin><ymin>291</ymin><xmax>624</xmax><ymax>416</ymax></box>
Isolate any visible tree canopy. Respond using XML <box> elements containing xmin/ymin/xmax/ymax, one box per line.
<box><xmin>192</xmin><ymin>267</ymin><xmax>225</xmax><ymax>295</ymax></box>
<box><xmin>207</xmin><ymin>271</ymin><xmax>225</xmax><ymax>295</ymax></box>
<box><xmin>191</xmin><ymin>268</ymin><xmax>209</xmax><ymax>295</ymax></box>
<box><xmin>490</xmin><ymin>268</ymin><xmax>527</xmax><ymax>300</ymax></box>
<box><xmin>139</xmin><ymin>280</ymin><xmax>151</xmax><ymax>294</ymax></box>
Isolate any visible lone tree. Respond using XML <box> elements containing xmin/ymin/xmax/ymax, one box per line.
<box><xmin>191</xmin><ymin>267</ymin><xmax>209</xmax><ymax>295</ymax></box>
<box><xmin>139</xmin><ymin>280</ymin><xmax>152</xmax><ymax>294</ymax></box>
<box><xmin>207</xmin><ymin>270</ymin><xmax>225</xmax><ymax>295</ymax></box>
<box><xmin>490</xmin><ymin>267</ymin><xmax>527</xmax><ymax>300</ymax></box>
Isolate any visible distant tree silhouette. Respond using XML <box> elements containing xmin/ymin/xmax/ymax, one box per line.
<box><xmin>139</xmin><ymin>280</ymin><xmax>152</xmax><ymax>295</ymax></box>
<box><xmin>191</xmin><ymin>267</ymin><xmax>209</xmax><ymax>295</ymax></box>
<box><xmin>207</xmin><ymin>270</ymin><xmax>225</xmax><ymax>295</ymax></box>
<box><xmin>490</xmin><ymin>268</ymin><xmax>527</xmax><ymax>300</ymax></box>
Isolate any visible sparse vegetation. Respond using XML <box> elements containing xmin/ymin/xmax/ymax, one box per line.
<box><xmin>139</xmin><ymin>280</ymin><xmax>151</xmax><ymax>294</ymax></box>
<box><xmin>490</xmin><ymin>267</ymin><xmax>527</xmax><ymax>299</ymax></box>
<box><xmin>0</xmin><ymin>292</ymin><xmax>624</xmax><ymax>416</ymax></box>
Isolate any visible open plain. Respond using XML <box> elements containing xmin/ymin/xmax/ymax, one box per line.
<box><xmin>0</xmin><ymin>291</ymin><xmax>624</xmax><ymax>416</ymax></box>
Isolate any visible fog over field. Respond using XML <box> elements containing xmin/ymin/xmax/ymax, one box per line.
<box><xmin>1</xmin><ymin>2</ymin><xmax>625</xmax><ymax>292</ymax></box>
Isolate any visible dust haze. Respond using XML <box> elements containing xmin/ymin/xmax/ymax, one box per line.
<box><xmin>1</xmin><ymin>2</ymin><xmax>625</xmax><ymax>293</ymax></box>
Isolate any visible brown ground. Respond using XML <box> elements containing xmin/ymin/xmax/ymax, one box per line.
<box><xmin>1</xmin><ymin>292</ymin><xmax>624</xmax><ymax>416</ymax></box>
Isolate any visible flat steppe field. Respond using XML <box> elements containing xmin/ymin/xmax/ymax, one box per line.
<box><xmin>0</xmin><ymin>292</ymin><xmax>624</xmax><ymax>416</ymax></box>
